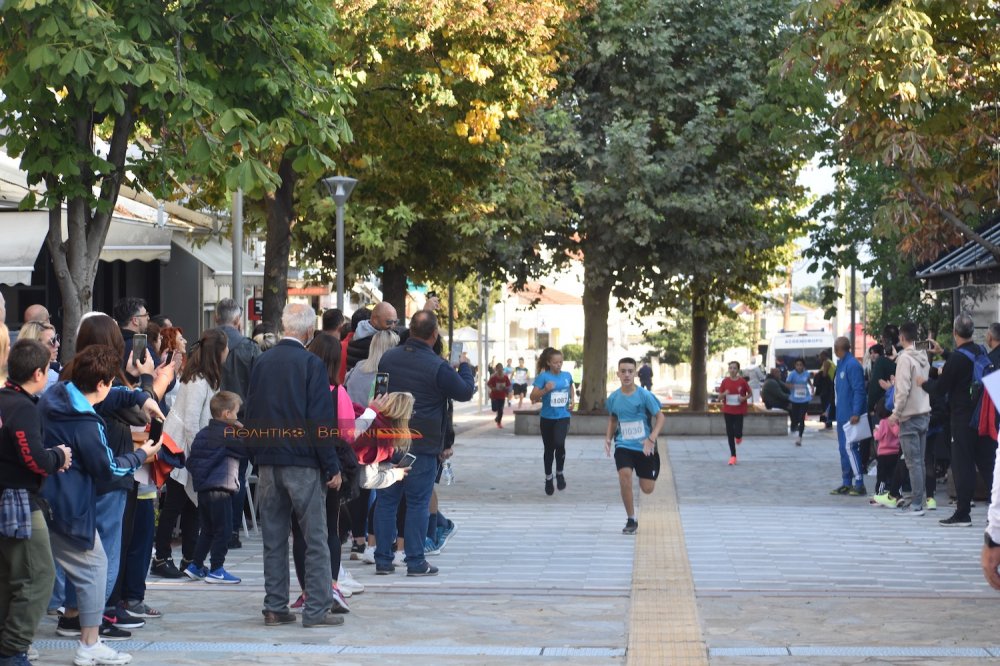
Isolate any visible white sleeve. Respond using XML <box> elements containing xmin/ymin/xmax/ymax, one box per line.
<box><xmin>988</xmin><ymin>445</ymin><xmax>1000</xmax><ymax>543</ymax></box>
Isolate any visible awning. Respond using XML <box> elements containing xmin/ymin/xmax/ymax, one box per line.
<box><xmin>916</xmin><ymin>216</ymin><xmax>1000</xmax><ymax>290</ymax></box>
<box><xmin>100</xmin><ymin>217</ymin><xmax>173</xmax><ymax>263</ymax></box>
<box><xmin>172</xmin><ymin>234</ymin><xmax>264</xmax><ymax>286</ymax></box>
<box><xmin>0</xmin><ymin>211</ymin><xmax>48</xmax><ymax>286</ymax></box>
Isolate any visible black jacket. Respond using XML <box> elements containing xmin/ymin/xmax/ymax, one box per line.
<box><xmin>923</xmin><ymin>341</ymin><xmax>978</xmax><ymax>424</ymax></box>
<box><xmin>0</xmin><ymin>383</ymin><xmax>67</xmax><ymax>508</ymax></box>
<box><xmin>219</xmin><ymin>325</ymin><xmax>261</xmax><ymax>416</ymax></box>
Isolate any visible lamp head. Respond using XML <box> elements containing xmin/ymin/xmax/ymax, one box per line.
<box><xmin>320</xmin><ymin>176</ymin><xmax>358</xmax><ymax>205</ymax></box>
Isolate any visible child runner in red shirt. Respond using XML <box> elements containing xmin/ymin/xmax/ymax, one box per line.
<box><xmin>719</xmin><ymin>361</ymin><xmax>751</xmax><ymax>465</ymax></box>
<box><xmin>487</xmin><ymin>363</ymin><xmax>512</xmax><ymax>428</ymax></box>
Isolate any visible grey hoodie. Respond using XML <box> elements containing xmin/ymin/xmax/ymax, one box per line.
<box><xmin>892</xmin><ymin>346</ymin><xmax>931</xmax><ymax>420</ymax></box>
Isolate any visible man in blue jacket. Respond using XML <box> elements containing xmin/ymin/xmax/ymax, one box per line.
<box><xmin>831</xmin><ymin>336</ymin><xmax>867</xmax><ymax>496</ymax></box>
<box><xmin>244</xmin><ymin>303</ymin><xmax>343</xmax><ymax>628</ymax></box>
<box><xmin>374</xmin><ymin>310</ymin><xmax>475</xmax><ymax>576</ymax></box>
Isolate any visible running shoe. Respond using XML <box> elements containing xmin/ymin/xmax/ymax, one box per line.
<box><xmin>123</xmin><ymin>600</ymin><xmax>162</xmax><ymax>619</ymax></box>
<box><xmin>872</xmin><ymin>493</ymin><xmax>898</xmax><ymax>508</ymax></box>
<box><xmin>622</xmin><ymin>519</ymin><xmax>638</xmax><ymax>535</ymax></box>
<box><xmin>361</xmin><ymin>545</ymin><xmax>376</xmax><ymax>564</ymax></box>
<box><xmin>424</xmin><ymin>537</ymin><xmax>442</xmax><ymax>556</ymax></box>
<box><xmin>73</xmin><ymin>640</ymin><xmax>132</xmax><ymax>665</ymax></box>
<box><xmin>925</xmin><ymin>497</ymin><xmax>937</xmax><ymax>510</ymax></box>
<box><xmin>183</xmin><ymin>563</ymin><xmax>207</xmax><ymax>581</ymax></box>
<box><xmin>848</xmin><ymin>485</ymin><xmax>867</xmax><ymax>496</ymax></box>
<box><xmin>556</xmin><ymin>473</ymin><xmax>566</xmax><ymax>490</ymax></box>
<box><xmin>330</xmin><ymin>584</ymin><xmax>351</xmax><ymax>613</ymax></box>
<box><xmin>829</xmin><ymin>485</ymin><xmax>850</xmax><ymax>495</ymax></box>
<box><xmin>728</xmin><ymin>456</ymin><xmax>736</xmax><ymax>466</ymax></box>
<box><xmin>205</xmin><ymin>568</ymin><xmax>241</xmax><ymax>584</ymax></box>
<box><xmin>339</xmin><ymin>568</ymin><xmax>365</xmax><ymax>595</ymax></box>
<box><xmin>545</xmin><ymin>477</ymin><xmax>554</xmax><ymax>496</ymax></box>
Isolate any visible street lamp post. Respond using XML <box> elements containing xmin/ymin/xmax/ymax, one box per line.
<box><xmin>320</xmin><ymin>176</ymin><xmax>359</xmax><ymax>311</ymax></box>
<box><xmin>861</xmin><ymin>281</ymin><xmax>870</xmax><ymax>349</ymax></box>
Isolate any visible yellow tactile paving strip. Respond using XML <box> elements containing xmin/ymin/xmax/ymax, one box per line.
<box><xmin>628</xmin><ymin>444</ymin><xmax>709</xmax><ymax>665</ymax></box>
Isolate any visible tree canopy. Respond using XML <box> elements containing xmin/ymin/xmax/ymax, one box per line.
<box><xmin>784</xmin><ymin>0</ymin><xmax>1000</xmax><ymax>260</ymax></box>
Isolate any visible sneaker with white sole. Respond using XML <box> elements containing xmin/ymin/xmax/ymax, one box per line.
<box><xmin>338</xmin><ymin>568</ymin><xmax>365</xmax><ymax>595</ymax></box>
<box><xmin>73</xmin><ymin>640</ymin><xmax>132</xmax><ymax>666</ymax></box>
<box><xmin>26</xmin><ymin>644</ymin><xmax>39</xmax><ymax>662</ymax></box>
<box><xmin>330</xmin><ymin>584</ymin><xmax>351</xmax><ymax>613</ymax></box>
<box><xmin>424</xmin><ymin>537</ymin><xmax>442</xmax><ymax>556</ymax></box>
<box><xmin>205</xmin><ymin>567</ymin><xmax>241</xmax><ymax>584</ymax></box>
<box><xmin>925</xmin><ymin>497</ymin><xmax>937</xmax><ymax>510</ymax></box>
<box><xmin>392</xmin><ymin>550</ymin><xmax>405</xmax><ymax>567</ymax></box>
<box><xmin>361</xmin><ymin>546</ymin><xmax>376</xmax><ymax>564</ymax></box>
<box><xmin>123</xmin><ymin>600</ymin><xmax>161</xmax><ymax>619</ymax></box>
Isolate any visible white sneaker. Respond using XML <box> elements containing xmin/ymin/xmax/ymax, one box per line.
<box><xmin>392</xmin><ymin>550</ymin><xmax>405</xmax><ymax>567</ymax></box>
<box><xmin>27</xmin><ymin>644</ymin><xmax>39</xmax><ymax>662</ymax></box>
<box><xmin>74</xmin><ymin>639</ymin><xmax>132</xmax><ymax>666</ymax></box>
<box><xmin>361</xmin><ymin>545</ymin><xmax>376</xmax><ymax>564</ymax></box>
<box><xmin>339</xmin><ymin>567</ymin><xmax>365</xmax><ymax>594</ymax></box>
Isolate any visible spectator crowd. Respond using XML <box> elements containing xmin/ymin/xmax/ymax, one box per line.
<box><xmin>0</xmin><ymin>294</ymin><xmax>472</xmax><ymax>665</ymax></box>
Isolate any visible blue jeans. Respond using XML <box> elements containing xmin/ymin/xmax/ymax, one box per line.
<box><xmin>123</xmin><ymin>498</ymin><xmax>155</xmax><ymax>603</ymax></box>
<box><xmin>374</xmin><ymin>452</ymin><xmax>437</xmax><ymax>569</ymax></box>
<box><xmin>837</xmin><ymin>420</ymin><xmax>863</xmax><ymax>487</ymax></box>
<box><xmin>64</xmin><ymin>489</ymin><xmax>125</xmax><ymax>610</ymax></box>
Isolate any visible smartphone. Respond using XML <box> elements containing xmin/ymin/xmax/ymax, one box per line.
<box><xmin>915</xmin><ymin>340</ymin><xmax>931</xmax><ymax>351</ymax></box>
<box><xmin>164</xmin><ymin>350</ymin><xmax>175</xmax><ymax>365</ymax></box>
<box><xmin>374</xmin><ymin>372</ymin><xmax>390</xmax><ymax>399</ymax></box>
<box><xmin>148</xmin><ymin>416</ymin><xmax>164</xmax><ymax>445</ymax></box>
<box><xmin>132</xmin><ymin>334</ymin><xmax>147</xmax><ymax>365</ymax></box>
<box><xmin>396</xmin><ymin>452</ymin><xmax>417</xmax><ymax>468</ymax></box>
<box><xmin>449</xmin><ymin>341</ymin><xmax>464</xmax><ymax>366</ymax></box>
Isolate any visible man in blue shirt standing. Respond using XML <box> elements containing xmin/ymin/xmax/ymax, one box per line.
<box><xmin>831</xmin><ymin>336</ymin><xmax>868</xmax><ymax>496</ymax></box>
<box><xmin>604</xmin><ymin>358</ymin><xmax>666</xmax><ymax>535</ymax></box>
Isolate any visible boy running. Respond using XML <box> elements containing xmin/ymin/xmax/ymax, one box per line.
<box><xmin>604</xmin><ymin>357</ymin><xmax>665</xmax><ymax>535</ymax></box>
<box><xmin>511</xmin><ymin>358</ymin><xmax>530</xmax><ymax>409</ymax></box>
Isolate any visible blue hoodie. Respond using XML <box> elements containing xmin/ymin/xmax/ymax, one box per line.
<box><xmin>38</xmin><ymin>381</ymin><xmax>148</xmax><ymax>550</ymax></box>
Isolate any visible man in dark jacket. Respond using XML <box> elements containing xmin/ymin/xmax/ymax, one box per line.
<box><xmin>345</xmin><ymin>302</ymin><xmax>398</xmax><ymax>372</ymax></box>
<box><xmin>214</xmin><ymin>297</ymin><xmax>261</xmax><ymax>547</ymax></box>
<box><xmin>374</xmin><ymin>311</ymin><xmax>475</xmax><ymax>576</ymax></box>
<box><xmin>0</xmin><ymin>340</ymin><xmax>71</xmax><ymax>663</ymax></box>
<box><xmin>924</xmin><ymin>313</ymin><xmax>997</xmax><ymax>526</ymax></box>
<box><xmin>244</xmin><ymin>303</ymin><xmax>343</xmax><ymax>628</ymax></box>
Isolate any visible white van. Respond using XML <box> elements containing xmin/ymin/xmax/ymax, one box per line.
<box><xmin>765</xmin><ymin>331</ymin><xmax>835</xmax><ymax>373</ymax></box>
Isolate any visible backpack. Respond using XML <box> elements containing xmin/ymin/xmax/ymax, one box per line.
<box><xmin>957</xmin><ymin>346</ymin><xmax>996</xmax><ymax>426</ymax></box>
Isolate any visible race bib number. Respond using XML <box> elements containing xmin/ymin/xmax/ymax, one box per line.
<box><xmin>549</xmin><ymin>390</ymin><xmax>569</xmax><ymax>408</ymax></box>
<box><xmin>619</xmin><ymin>420</ymin><xmax>646</xmax><ymax>441</ymax></box>
<box><xmin>793</xmin><ymin>386</ymin><xmax>808</xmax><ymax>399</ymax></box>
<box><xmin>725</xmin><ymin>394</ymin><xmax>741</xmax><ymax>406</ymax></box>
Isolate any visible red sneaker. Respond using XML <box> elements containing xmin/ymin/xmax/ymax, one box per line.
<box><xmin>290</xmin><ymin>594</ymin><xmax>305</xmax><ymax>611</ymax></box>
<box><xmin>735</xmin><ymin>437</ymin><xmax>742</xmax><ymax>445</ymax></box>
<box><xmin>728</xmin><ymin>456</ymin><xmax>737</xmax><ymax>466</ymax></box>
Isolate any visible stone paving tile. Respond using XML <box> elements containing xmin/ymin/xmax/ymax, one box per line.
<box><xmin>669</xmin><ymin>422</ymin><xmax>1000</xmax><ymax>664</ymax></box>
<box><xmin>29</xmin><ymin>408</ymin><xmax>630</xmax><ymax>665</ymax></box>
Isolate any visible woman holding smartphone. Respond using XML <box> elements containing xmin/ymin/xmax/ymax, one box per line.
<box><xmin>530</xmin><ymin>348</ymin><xmax>575</xmax><ymax>495</ymax></box>
<box><xmin>154</xmin><ymin>329</ymin><xmax>228</xmax><ymax>580</ymax></box>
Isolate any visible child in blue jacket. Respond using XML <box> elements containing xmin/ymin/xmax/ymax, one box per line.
<box><xmin>183</xmin><ymin>391</ymin><xmax>247</xmax><ymax>584</ymax></box>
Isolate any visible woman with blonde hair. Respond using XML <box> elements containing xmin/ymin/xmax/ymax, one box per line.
<box><xmin>344</xmin><ymin>329</ymin><xmax>399</xmax><ymax>405</ymax></box>
<box><xmin>16</xmin><ymin>320</ymin><xmax>60</xmax><ymax>391</ymax></box>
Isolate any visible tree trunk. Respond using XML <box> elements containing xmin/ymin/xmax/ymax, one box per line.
<box><xmin>578</xmin><ymin>259</ymin><xmax>611</xmax><ymax>414</ymax></box>
<box><xmin>381</xmin><ymin>262</ymin><xmax>407</xmax><ymax>317</ymax></box>
<box><xmin>51</xmin><ymin>100</ymin><xmax>133</xmax><ymax>357</ymax></box>
<box><xmin>689</xmin><ymin>299</ymin><xmax>709</xmax><ymax>411</ymax></box>
<box><xmin>262</xmin><ymin>155</ymin><xmax>297</xmax><ymax>328</ymax></box>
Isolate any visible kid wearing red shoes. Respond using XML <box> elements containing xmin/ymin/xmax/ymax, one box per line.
<box><xmin>719</xmin><ymin>361</ymin><xmax>752</xmax><ymax>465</ymax></box>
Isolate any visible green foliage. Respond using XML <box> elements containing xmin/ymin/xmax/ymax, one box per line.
<box><xmin>784</xmin><ymin>0</ymin><xmax>1000</xmax><ymax>259</ymax></box>
<box><xmin>293</xmin><ymin>0</ymin><xmax>578</xmax><ymax>296</ymax></box>
<box><xmin>560</xmin><ymin>343</ymin><xmax>584</xmax><ymax>363</ymax></box>
<box><xmin>542</xmin><ymin>0</ymin><xmax>814</xmax><ymax>408</ymax></box>
<box><xmin>645</xmin><ymin>311</ymin><xmax>755</xmax><ymax>367</ymax></box>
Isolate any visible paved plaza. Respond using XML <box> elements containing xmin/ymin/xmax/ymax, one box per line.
<box><xmin>25</xmin><ymin>406</ymin><xmax>1000</xmax><ymax>665</ymax></box>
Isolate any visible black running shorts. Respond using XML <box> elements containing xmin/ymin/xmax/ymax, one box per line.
<box><xmin>511</xmin><ymin>383</ymin><xmax>528</xmax><ymax>396</ymax></box>
<box><xmin>614</xmin><ymin>447</ymin><xmax>660</xmax><ymax>480</ymax></box>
